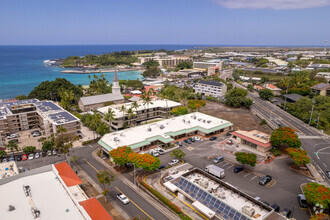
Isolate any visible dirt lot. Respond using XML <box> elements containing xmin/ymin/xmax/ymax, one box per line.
<box><xmin>200</xmin><ymin>101</ymin><xmax>273</xmax><ymax>134</ymax></box>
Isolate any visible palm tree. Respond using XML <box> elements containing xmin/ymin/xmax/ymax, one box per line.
<box><xmin>127</xmin><ymin>108</ymin><xmax>136</xmax><ymax>127</ymax></box>
<box><xmin>131</xmin><ymin>101</ymin><xmax>140</xmax><ymax>122</ymax></box>
<box><xmin>120</xmin><ymin>105</ymin><xmax>127</xmax><ymax>117</ymax></box>
<box><xmin>6</xmin><ymin>141</ymin><xmax>19</xmax><ymax>155</ymax></box>
<box><xmin>104</xmin><ymin>109</ymin><xmax>116</xmax><ymax>131</ymax></box>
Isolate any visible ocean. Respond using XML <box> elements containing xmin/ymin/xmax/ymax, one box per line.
<box><xmin>0</xmin><ymin>45</ymin><xmax>199</xmax><ymax>99</ymax></box>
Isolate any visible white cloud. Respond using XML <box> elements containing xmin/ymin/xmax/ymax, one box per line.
<box><xmin>213</xmin><ymin>0</ymin><xmax>330</xmax><ymax>9</ymax></box>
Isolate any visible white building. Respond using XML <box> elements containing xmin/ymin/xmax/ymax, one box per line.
<box><xmin>194</xmin><ymin>80</ymin><xmax>227</xmax><ymax>98</ymax></box>
<box><xmin>99</xmin><ymin>112</ymin><xmax>233</xmax><ymax>154</ymax></box>
<box><xmin>193</xmin><ymin>61</ymin><xmax>222</xmax><ymax>70</ymax></box>
<box><xmin>316</xmin><ymin>72</ymin><xmax>330</xmax><ymax>82</ymax></box>
<box><xmin>0</xmin><ymin>162</ymin><xmax>112</xmax><ymax>220</ymax></box>
<box><xmin>98</xmin><ymin>99</ymin><xmax>181</xmax><ymax>130</ymax></box>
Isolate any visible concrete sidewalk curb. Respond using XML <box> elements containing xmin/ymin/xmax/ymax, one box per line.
<box><xmin>76</xmin><ymin>165</ymin><xmax>131</xmax><ymax>220</ymax></box>
<box><xmin>92</xmin><ymin>149</ymin><xmax>178</xmax><ymax>220</ymax></box>
<box><xmin>306</xmin><ymin>163</ymin><xmax>329</xmax><ymax>188</ymax></box>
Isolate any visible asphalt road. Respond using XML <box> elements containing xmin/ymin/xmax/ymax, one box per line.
<box><xmin>153</xmin><ymin>137</ymin><xmax>310</xmax><ymax>220</ymax></box>
<box><xmin>70</xmin><ymin>145</ymin><xmax>169</xmax><ymax>220</ymax></box>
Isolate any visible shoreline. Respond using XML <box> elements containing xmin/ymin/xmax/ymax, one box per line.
<box><xmin>61</xmin><ymin>67</ymin><xmax>144</xmax><ymax>74</ymax></box>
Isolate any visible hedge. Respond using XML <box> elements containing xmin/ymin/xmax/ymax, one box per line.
<box><xmin>138</xmin><ymin>176</ymin><xmax>192</xmax><ymax>220</ymax></box>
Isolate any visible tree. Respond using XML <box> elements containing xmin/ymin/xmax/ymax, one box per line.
<box><xmin>310</xmin><ymin>214</ymin><xmax>330</xmax><ymax>220</ymax></box>
<box><xmin>270</xmin><ymin>127</ymin><xmax>302</xmax><ymax>148</ymax></box>
<box><xmin>127</xmin><ymin>108</ymin><xmax>136</xmax><ymax>127</ymax></box>
<box><xmin>176</xmin><ymin>62</ymin><xmax>192</xmax><ymax>70</ymax></box>
<box><xmin>170</xmin><ymin>149</ymin><xmax>186</xmax><ymax>160</ymax></box>
<box><xmin>259</xmin><ymin>89</ymin><xmax>274</xmax><ymax>100</ymax></box>
<box><xmin>23</xmin><ymin>146</ymin><xmax>36</xmax><ymax>154</ymax></box>
<box><xmin>88</xmin><ymin>74</ymin><xmax>111</xmax><ymax>95</ymax></box>
<box><xmin>304</xmin><ymin>183</ymin><xmax>330</xmax><ymax>209</ymax></box>
<box><xmin>225</xmin><ymin>88</ymin><xmax>253</xmax><ymax>109</ymax></box>
<box><xmin>188</xmin><ymin>100</ymin><xmax>206</xmax><ymax>112</ymax></box>
<box><xmin>54</xmin><ymin>126</ymin><xmax>73</xmax><ymax>154</ymax></box>
<box><xmin>15</xmin><ymin>95</ymin><xmax>28</xmax><ymax>100</ymax></box>
<box><xmin>286</xmin><ymin>148</ymin><xmax>310</xmax><ymax>167</ymax></box>
<box><xmin>109</xmin><ymin>146</ymin><xmax>133</xmax><ymax>166</ymax></box>
<box><xmin>6</xmin><ymin>142</ymin><xmax>18</xmax><ymax>154</ymax></box>
<box><xmin>96</xmin><ymin>170</ymin><xmax>115</xmax><ymax>201</ymax></box>
<box><xmin>235</xmin><ymin>152</ymin><xmax>257</xmax><ymax>167</ymax></box>
<box><xmin>58</xmin><ymin>89</ymin><xmax>75</xmax><ymax>110</ymax></box>
<box><xmin>131</xmin><ymin>153</ymin><xmax>161</xmax><ymax>171</ymax></box>
<box><xmin>142</xmin><ymin>60</ymin><xmax>159</xmax><ymax>68</ymax></box>
<box><xmin>119</xmin><ymin>104</ymin><xmax>127</xmax><ymax>117</ymax></box>
<box><xmin>71</xmin><ymin>156</ymin><xmax>78</xmax><ymax>165</ymax></box>
<box><xmin>104</xmin><ymin>109</ymin><xmax>116</xmax><ymax>131</ymax></box>
<box><xmin>0</xmin><ymin>150</ymin><xmax>7</xmax><ymax>158</ymax></box>
<box><xmin>170</xmin><ymin>106</ymin><xmax>188</xmax><ymax>116</ymax></box>
<box><xmin>247</xmin><ymin>84</ymin><xmax>254</xmax><ymax>92</ymax></box>
<box><xmin>142</xmin><ymin>66</ymin><xmax>161</xmax><ymax>78</ymax></box>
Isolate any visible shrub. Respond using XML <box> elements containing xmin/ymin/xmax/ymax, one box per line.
<box><xmin>260</xmin><ymin>119</ymin><xmax>267</xmax><ymax>125</ymax></box>
<box><xmin>304</xmin><ymin>183</ymin><xmax>330</xmax><ymax>209</ymax></box>
<box><xmin>23</xmin><ymin>146</ymin><xmax>36</xmax><ymax>154</ymax></box>
<box><xmin>270</xmin><ymin>148</ymin><xmax>281</xmax><ymax>156</ymax></box>
<box><xmin>82</xmin><ymin>140</ymin><xmax>95</xmax><ymax>145</ymax></box>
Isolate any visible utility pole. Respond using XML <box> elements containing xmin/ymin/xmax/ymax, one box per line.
<box><xmin>283</xmin><ymin>87</ymin><xmax>288</xmax><ymax>111</ymax></box>
<box><xmin>308</xmin><ymin>100</ymin><xmax>315</xmax><ymax>126</ymax></box>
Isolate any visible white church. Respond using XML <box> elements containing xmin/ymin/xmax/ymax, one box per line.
<box><xmin>78</xmin><ymin>70</ymin><xmax>125</xmax><ymax>111</ymax></box>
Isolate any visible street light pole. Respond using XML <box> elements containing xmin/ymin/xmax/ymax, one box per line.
<box><xmin>308</xmin><ymin>100</ymin><xmax>315</xmax><ymax>126</ymax></box>
<box><xmin>133</xmin><ymin>163</ymin><xmax>136</xmax><ymax>185</ymax></box>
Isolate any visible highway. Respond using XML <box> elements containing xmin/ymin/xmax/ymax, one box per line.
<box><xmin>71</xmin><ymin>145</ymin><xmax>170</xmax><ymax>220</ymax></box>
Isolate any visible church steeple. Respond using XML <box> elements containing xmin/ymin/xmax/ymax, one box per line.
<box><xmin>112</xmin><ymin>70</ymin><xmax>121</xmax><ymax>95</ymax></box>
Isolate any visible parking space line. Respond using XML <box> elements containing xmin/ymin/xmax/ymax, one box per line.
<box><xmin>244</xmin><ymin>173</ymin><xmax>251</xmax><ymax>178</ymax></box>
<box><xmin>250</xmin><ymin>176</ymin><xmax>257</xmax><ymax>180</ymax></box>
<box><xmin>225</xmin><ymin>164</ymin><xmax>234</xmax><ymax>169</ymax></box>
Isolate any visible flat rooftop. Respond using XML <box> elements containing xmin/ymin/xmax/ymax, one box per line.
<box><xmin>99</xmin><ymin>112</ymin><xmax>232</xmax><ymax>151</ymax></box>
<box><xmin>0</xmin><ymin>170</ymin><xmax>84</xmax><ymax>220</ymax></box>
<box><xmin>0</xmin><ymin>162</ymin><xmax>19</xmax><ymax>179</ymax></box>
<box><xmin>0</xmin><ymin>99</ymin><xmax>79</xmax><ymax>125</ymax></box>
<box><xmin>98</xmin><ymin>99</ymin><xmax>181</xmax><ymax>119</ymax></box>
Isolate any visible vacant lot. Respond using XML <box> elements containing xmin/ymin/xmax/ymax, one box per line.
<box><xmin>200</xmin><ymin>101</ymin><xmax>273</xmax><ymax>134</ymax></box>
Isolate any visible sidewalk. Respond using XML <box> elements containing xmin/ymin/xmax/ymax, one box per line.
<box><xmin>92</xmin><ymin>149</ymin><xmax>179</xmax><ymax>220</ymax></box>
<box><xmin>306</xmin><ymin>163</ymin><xmax>330</xmax><ymax>188</ymax></box>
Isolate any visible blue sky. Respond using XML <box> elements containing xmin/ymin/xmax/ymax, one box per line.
<box><xmin>1</xmin><ymin>0</ymin><xmax>330</xmax><ymax>45</ymax></box>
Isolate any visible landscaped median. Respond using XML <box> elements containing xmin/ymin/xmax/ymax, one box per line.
<box><xmin>137</xmin><ymin>175</ymin><xmax>192</xmax><ymax>220</ymax></box>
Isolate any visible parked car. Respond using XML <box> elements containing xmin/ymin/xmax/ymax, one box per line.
<box><xmin>157</xmin><ymin>149</ymin><xmax>165</xmax><ymax>155</ymax></box>
<box><xmin>297</xmin><ymin>194</ymin><xmax>308</xmax><ymax>208</ymax></box>
<box><xmin>32</xmin><ymin>132</ymin><xmax>41</xmax><ymax>137</ymax></box>
<box><xmin>263</xmin><ymin>201</ymin><xmax>270</xmax><ymax>206</ymax></box>
<box><xmin>9</xmin><ymin>156</ymin><xmax>15</xmax><ymax>162</ymax></box>
<box><xmin>42</xmin><ymin>151</ymin><xmax>47</xmax><ymax>157</ymax></box>
<box><xmin>209</xmin><ymin>137</ymin><xmax>217</xmax><ymax>141</ymax></box>
<box><xmin>35</xmin><ymin>152</ymin><xmax>40</xmax><ymax>159</ymax></box>
<box><xmin>16</xmin><ymin>155</ymin><xmax>22</xmax><ymax>161</ymax></box>
<box><xmin>149</xmin><ymin>150</ymin><xmax>159</xmax><ymax>157</ymax></box>
<box><xmin>227</xmin><ymin>139</ymin><xmax>234</xmax><ymax>145</ymax></box>
<box><xmin>8</xmin><ymin>139</ymin><xmax>19</xmax><ymax>143</ymax></box>
<box><xmin>254</xmin><ymin>197</ymin><xmax>261</xmax><ymax>202</ymax></box>
<box><xmin>52</xmin><ymin>150</ymin><xmax>57</xmax><ymax>156</ymax></box>
<box><xmin>226</xmin><ymin>131</ymin><xmax>233</xmax><ymax>136</ymax></box>
<box><xmin>259</xmin><ymin>175</ymin><xmax>272</xmax><ymax>186</ymax></box>
<box><xmin>7</xmin><ymin>133</ymin><xmax>18</xmax><ymax>139</ymax></box>
<box><xmin>183</xmin><ymin>139</ymin><xmax>189</xmax><ymax>144</ymax></box>
<box><xmin>233</xmin><ymin>166</ymin><xmax>244</xmax><ymax>173</ymax></box>
<box><xmin>158</xmin><ymin>165</ymin><xmax>166</xmax><ymax>170</ymax></box>
<box><xmin>28</xmin><ymin>154</ymin><xmax>34</xmax><ymax>160</ymax></box>
<box><xmin>117</xmin><ymin>193</ymin><xmax>129</xmax><ymax>204</ymax></box>
<box><xmin>47</xmin><ymin>150</ymin><xmax>52</xmax><ymax>156</ymax></box>
<box><xmin>281</xmin><ymin>208</ymin><xmax>292</xmax><ymax>218</ymax></box>
<box><xmin>176</xmin><ymin>141</ymin><xmax>183</xmax><ymax>146</ymax></box>
<box><xmin>194</xmin><ymin>136</ymin><xmax>201</xmax><ymax>142</ymax></box>
<box><xmin>125</xmin><ymin>163</ymin><xmax>133</xmax><ymax>169</ymax></box>
<box><xmin>2</xmin><ymin>158</ymin><xmax>8</xmax><ymax>163</ymax></box>
<box><xmin>168</xmin><ymin>159</ymin><xmax>179</xmax><ymax>166</ymax></box>
<box><xmin>189</xmin><ymin>137</ymin><xmax>195</xmax><ymax>142</ymax></box>
<box><xmin>22</xmin><ymin>154</ymin><xmax>28</xmax><ymax>161</ymax></box>
<box><xmin>213</xmin><ymin>156</ymin><xmax>224</xmax><ymax>164</ymax></box>
<box><xmin>325</xmin><ymin>171</ymin><xmax>330</xmax><ymax>179</ymax></box>
<box><xmin>271</xmin><ymin>204</ymin><xmax>280</xmax><ymax>212</ymax></box>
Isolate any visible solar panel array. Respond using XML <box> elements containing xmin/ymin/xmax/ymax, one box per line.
<box><xmin>174</xmin><ymin>178</ymin><xmax>251</xmax><ymax>220</ymax></box>
<box><xmin>48</xmin><ymin>111</ymin><xmax>77</xmax><ymax>124</ymax></box>
<box><xmin>36</xmin><ymin>101</ymin><xmax>61</xmax><ymax>112</ymax></box>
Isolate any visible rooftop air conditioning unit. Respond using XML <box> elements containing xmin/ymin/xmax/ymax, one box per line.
<box><xmin>160</xmin><ymin>125</ymin><xmax>165</xmax><ymax>129</ymax></box>
<box><xmin>114</xmin><ymin>137</ymin><xmax>120</xmax><ymax>142</ymax></box>
<box><xmin>147</xmin><ymin>128</ymin><xmax>152</xmax><ymax>132</ymax></box>
<box><xmin>203</xmin><ymin>120</ymin><xmax>206</xmax><ymax>123</ymax></box>
<box><xmin>198</xmin><ymin>118</ymin><xmax>202</xmax><ymax>121</ymax></box>
<box><xmin>8</xmin><ymin>205</ymin><xmax>15</xmax><ymax>212</ymax></box>
<box><xmin>207</xmin><ymin>120</ymin><xmax>211</xmax><ymax>123</ymax></box>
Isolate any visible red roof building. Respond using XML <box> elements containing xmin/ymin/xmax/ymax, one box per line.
<box><xmin>79</xmin><ymin>198</ymin><xmax>113</xmax><ymax>220</ymax></box>
<box><xmin>231</xmin><ymin>130</ymin><xmax>272</xmax><ymax>152</ymax></box>
<box><xmin>54</xmin><ymin>162</ymin><xmax>82</xmax><ymax>187</ymax></box>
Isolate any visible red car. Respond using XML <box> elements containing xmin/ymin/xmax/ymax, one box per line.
<box><xmin>22</xmin><ymin>154</ymin><xmax>28</xmax><ymax>161</ymax></box>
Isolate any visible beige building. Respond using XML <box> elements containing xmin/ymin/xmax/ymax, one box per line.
<box><xmin>0</xmin><ymin>99</ymin><xmax>81</xmax><ymax>148</ymax></box>
<box><xmin>78</xmin><ymin>71</ymin><xmax>125</xmax><ymax>111</ymax></box>
<box><xmin>194</xmin><ymin>80</ymin><xmax>227</xmax><ymax>98</ymax></box>
<box><xmin>311</xmin><ymin>83</ymin><xmax>330</xmax><ymax>96</ymax></box>
<box><xmin>231</xmin><ymin>130</ymin><xmax>272</xmax><ymax>152</ymax></box>
<box><xmin>98</xmin><ymin>98</ymin><xmax>181</xmax><ymax>130</ymax></box>
<box><xmin>139</xmin><ymin>56</ymin><xmax>192</xmax><ymax>68</ymax></box>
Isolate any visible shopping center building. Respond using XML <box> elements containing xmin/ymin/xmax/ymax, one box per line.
<box><xmin>99</xmin><ymin>112</ymin><xmax>233</xmax><ymax>155</ymax></box>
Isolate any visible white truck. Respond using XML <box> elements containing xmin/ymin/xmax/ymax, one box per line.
<box><xmin>205</xmin><ymin>165</ymin><xmax>225</xmax><ymax>178</ymax></box>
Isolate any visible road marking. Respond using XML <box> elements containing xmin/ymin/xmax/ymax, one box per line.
<box><xmin>169</xmin><ymin>191</ymin><xmax>208</xmax><ymax>220</ymax></box>
<box><xmin>307</xmin><ymin>178</ymin><xmax>316</xmax><ymax>183</ymax></box>
<box><xmin>83</xmin><ymin>158</ymin><xmax>99</xmax><ymax>172</ymax></box>
<box><xmin>244</xmin><ymin>173</ymin><xmax>251</xmax><ymax>177</ymax></box>
<box><xmin>226</xmin><ymin>164</ymin><xmax>234</xmax><ymax>169</ymax></box>
<box><xmin>221</xmin><ymin>162</ymin><xmax>228</xmax><ymax>166</ymax></box>
<box><xmin>115</xmin><ymin>187</ymin><xmax>155</xmax><ymax>220</ymax></box>
<box><xmin>323</xmin><ymin>162</ymin><xmax>328</xmax><ymax>168</ymax></box>
<box><xmin>250</xmin><ymin>176</ymin><xmax>257</xmax><ymax>180</ymax></box>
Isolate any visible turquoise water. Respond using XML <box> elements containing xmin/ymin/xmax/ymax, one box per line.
<box><xmin>0</xmin><ymin>45</ymin><xmax>197</xmax><ymax>99</ymax></box>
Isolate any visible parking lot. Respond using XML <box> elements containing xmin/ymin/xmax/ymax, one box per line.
<box><xmin>131</xmin><ymin>134</ymin><xmax>311</xmax><ymax>220</ymax></box>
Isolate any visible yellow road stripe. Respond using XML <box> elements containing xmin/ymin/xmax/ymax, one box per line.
<box><xmin>83</xmin><ymin>158</ymin><xmax>99</xmax><ymax>172</ymax></box>
<box><xmin>253</xmin><ymin>101</ymin><xmax>305</xmax><ymax>134</ymax></box>
<box><xmin>115</xmin><ymin>187</ymin><xmax>155</xmax><ymax>220</ymax></box>
<box><xmin>169</xmin><ymin>191</ymin><xmax>208</xmax><ymax>220</ymax></box>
